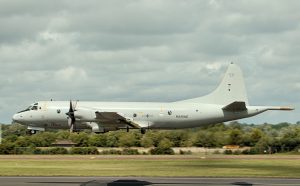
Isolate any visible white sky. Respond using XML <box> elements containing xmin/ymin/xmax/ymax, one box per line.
<box><xmin>0</xmin><ymin>0</ymin><xmax>299</xmax><ymax>124</ymax></box>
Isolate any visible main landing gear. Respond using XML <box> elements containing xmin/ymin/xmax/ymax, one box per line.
<box><xmin>120</xmin><ymin>126</ymin><xmax>148</xmax><ymax>134</ymax></box>
<box><xmin>125</xmin><ymin>126</ymin><xmax>146</xmax><ymax>134</ymax></box>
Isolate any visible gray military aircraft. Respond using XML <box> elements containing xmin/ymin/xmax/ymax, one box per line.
<box><xmin>12</xmin><ymin>63</ymin><xmax>294</xmax><ymax>134</ymax></box>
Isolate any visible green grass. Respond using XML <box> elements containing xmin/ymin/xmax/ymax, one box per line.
<box><xmin>0</xmin><ymin>155</ymin><xmax>299</xmax><ymax>177</ymax></box>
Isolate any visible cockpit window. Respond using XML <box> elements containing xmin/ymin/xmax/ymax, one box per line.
<box><xmin>17</xmin><ymin>106</ymin><xmax>31</xmax><ymax>113</ymax></box>
<box><xmin>17</xmin><ymin>103</ymin><xmax>38</xmax><ymax>113</ymax></box>
<box><xmin>31</xmin><ymin>103</ymin><xmax>38</xmax><ymax>110</ymax></box>
<box><xmin>31</xmin><ymin>106</ymin><xmax>38</xmax><ymax>110</ymax></box>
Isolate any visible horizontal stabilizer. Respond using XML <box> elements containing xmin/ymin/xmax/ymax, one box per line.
<box><xmin>222</xmin><ymin>101</ymin><xmax>247</xmax><ymax>112</ymax></box>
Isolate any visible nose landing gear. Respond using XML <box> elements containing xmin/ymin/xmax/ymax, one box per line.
<box><xmin>26</xmin><ymin>130</ymin><xmax>37</xmax><ymax>135</ymax></box>
<box><xmin>31</xmin><ymin>130</ymin><xmax>37</xmax><ymax>134</ymax></box>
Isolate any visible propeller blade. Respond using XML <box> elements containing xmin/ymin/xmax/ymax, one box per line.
<box><xmin>69</xmin><ymin>122</ymin><xmax>74</xmax><ymax>133</ymax></box>
<box><xmin>69</xmin><ymin>101</ymin><xmax>74</xmax><ymax>112</ymax></box>
<box><xmin>67</xmin><ymin>117</ymin><xmax>73</xmax><ymax>127</ymax></box>
<box><xmin>66</xmin><ymin>100</ymin><xmax>77</xmax><ymax>133</ymax></box>
<box><xmin>73</xmin><ymin>101</ymin><xmax>78</xmax><ymax>111</ymax></box>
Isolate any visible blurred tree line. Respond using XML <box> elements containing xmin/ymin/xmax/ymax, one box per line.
<box><xmin>0</xmin><ymin>121</ymin><xmax>300</xmax><ymax>154</ymax></box>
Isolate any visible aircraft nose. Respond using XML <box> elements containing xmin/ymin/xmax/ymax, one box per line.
<box><xmin>12</xmin><ymin>113</ymin><xmax>22</xmax><ymax>122</ymax></box>
<box><xmin>12</xmin><ymin>114</ymin><xmax>18</xmax><ymax>121</ymax></box>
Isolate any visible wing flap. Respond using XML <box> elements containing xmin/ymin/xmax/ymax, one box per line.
<box><xmin>222</xmin><ymin>101</ymin><xmax>247</xmax><ymax>112</ymax></box>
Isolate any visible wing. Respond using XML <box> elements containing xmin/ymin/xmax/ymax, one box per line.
<box><xmin>95</xmin><ymin>111</ymin><xmax>141</xmax><ymax>129</ymax></box>
<box><xmin>95</xmin><ymin>111</ymin><xmax>125</xmax><ymax>121</ymax></box>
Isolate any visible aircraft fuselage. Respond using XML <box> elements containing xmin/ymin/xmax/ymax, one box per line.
<box><xmin>12</xmin><ymin>101</ymin><xmax>267</xmax><ymax>132</ymax></box>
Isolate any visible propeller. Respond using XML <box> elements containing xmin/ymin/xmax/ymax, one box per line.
<box><xmin>66</xmin><ymin>100</ymin><xmax>77</xmax><ymax>132</ymax></box>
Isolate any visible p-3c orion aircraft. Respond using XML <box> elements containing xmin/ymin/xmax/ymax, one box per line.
<box><xmin>12</xmin><ymin>63</ymin><xmax>294</xmax><ymax>134</ymax></box>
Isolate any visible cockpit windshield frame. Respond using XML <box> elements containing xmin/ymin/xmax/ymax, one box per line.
<box><xmin>17</xmin><ymin>103</ymin><xmax>38</xmax><ymax>113</ymax></box>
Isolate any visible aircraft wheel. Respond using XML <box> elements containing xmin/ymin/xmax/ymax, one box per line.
<box><xmin>27</xmin><ymin>130</ymin><xmax>37</xmax><ymax>135</ymax></box>
<box><xmin>141</xmin><ymin>128</ymin><xmax>146</xmax><ymax>134</ymax></box>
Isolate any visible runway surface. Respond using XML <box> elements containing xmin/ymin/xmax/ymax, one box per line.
<box><xmin>0</xmin><ymin>177</ymin><xmax>299</xmax><ymax>186</ymax></box>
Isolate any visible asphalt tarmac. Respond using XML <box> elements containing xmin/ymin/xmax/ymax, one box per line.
<box><xmin>0</xmin><ymin>177</ymin><xmax>299</xmax><ymax>186</ymax></box>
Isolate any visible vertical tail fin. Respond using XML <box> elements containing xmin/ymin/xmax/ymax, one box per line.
<box><xmin>179</xmin><ymin>63</ymin><xmax>249</xmax><ymax>105</ymax></box>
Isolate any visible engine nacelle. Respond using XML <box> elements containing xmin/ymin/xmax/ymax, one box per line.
<box><xmin>75</xmin><ymin>108</ymin><xmax>94</xmax><ymax>122</ymax></box>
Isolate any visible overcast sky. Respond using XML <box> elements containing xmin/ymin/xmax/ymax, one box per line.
<box><xmin>0</xmin><ymin>0</ymin><xmax>299</xmax><ymax>124</ymax></box>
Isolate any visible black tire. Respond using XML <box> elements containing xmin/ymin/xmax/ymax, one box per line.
<box><xmin>141</xmin><ymin>128</ymin><xmax>146</xmax><ymax>134</ymax></box>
